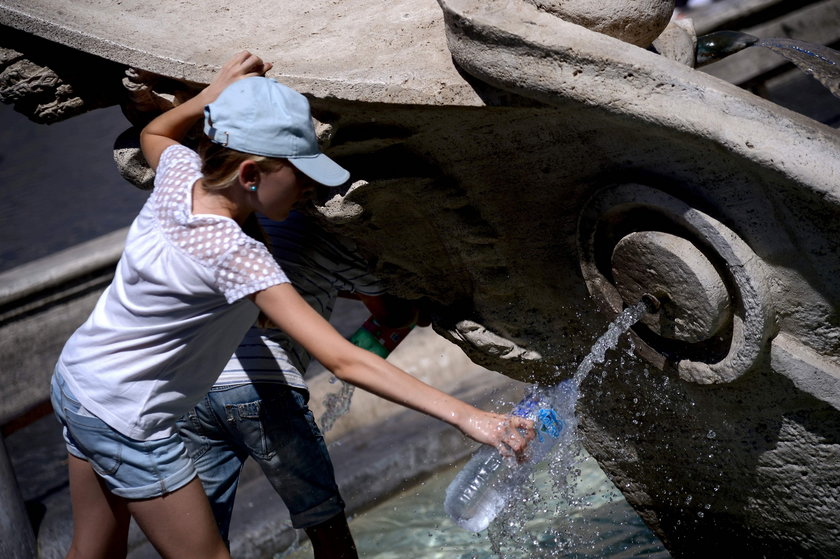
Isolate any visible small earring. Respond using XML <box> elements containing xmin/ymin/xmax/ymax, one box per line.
<box><xmin>249</xmin><ymin>184</ymin><xmax>257</xmax><ymax>192</ymax></box>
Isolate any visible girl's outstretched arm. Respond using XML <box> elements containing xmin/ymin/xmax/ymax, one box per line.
<box><xmin>254</xmin><ymin>283</ymin><xmax>535</xmax><ymax>458</ymax></box>
<box><xmin>140</xmin><ymin>51</ymin><xmax>272</xmax><ymax>170</ymax></box>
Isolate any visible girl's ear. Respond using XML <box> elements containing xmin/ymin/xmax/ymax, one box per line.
<box><xmin>238</xmin><ymin>160</ymin><xmax>260</xmax><ymax>190</ymax></box>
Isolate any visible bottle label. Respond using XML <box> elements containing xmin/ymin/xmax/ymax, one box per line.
<box><xmin>536</xmin><ymin>408</ymin><xmax>563</xmax><ymax>442</ymax></box>
<box><xmin>511</xmin><ymin>394</ymin><xmax>539</xmax><ymax>418</ymax></box>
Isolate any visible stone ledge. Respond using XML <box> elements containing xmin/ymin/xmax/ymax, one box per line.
<box><xmin>0</xmin><ymin>0</ymin><xmax>484</xmax><ymax>106</ymax></box>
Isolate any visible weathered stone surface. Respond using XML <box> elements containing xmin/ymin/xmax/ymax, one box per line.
<box><xmin>611</xmin><ymin>231</ymin><xmax>731</xmax><ymax>343</ymax></box>
<box><xmin>0</xmin><ymin>437</ymin><xmax>35</xmax><ymax>559</ymax></box>
<box><xmin>523</xmin><ymin>0</ymin><xmax>675</xmax><ymax>46</ymax></box>
<box><xmin>0</xmin><ymin>27</ymin><xmax>124</xmax><ymax>123</ymax></box>
<box><xmin>652</xmin><ymin>18</ymin><xmax>697</xmax><ymax>66</ymax></box>
<box><xmin>1</xmin><ymin>0</ymin><xmax>840</xmax><ymax>557</ymax></box>
<box><xmin>0</xmin><ymin>230</ymin><xmax>125</xmax><ymax>426</ymax></box>
<box><xmin>0</xmin><ymin>0</ymin><xmax>484</xmax><ymax>108</ymax></box>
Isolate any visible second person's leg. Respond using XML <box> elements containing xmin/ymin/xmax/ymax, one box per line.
<box><xmin>177</xmin><ymin>388</ymin><xmax>249</xmax><ymax>543</ymax></box>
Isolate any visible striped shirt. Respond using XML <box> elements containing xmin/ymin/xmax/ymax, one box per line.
<box><xmin>216</xmin><ymin>211</ymin><xmax>385</xmax><ymax>389</ymax></box>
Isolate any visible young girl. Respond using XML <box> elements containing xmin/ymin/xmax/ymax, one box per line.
<box><xmin>50</xmin><ymin>51</ymin><xmax>533</xmax><ymax>559</ymax></box>
<box><xmin>178</xmin><ymin>210</ymin><xmax>416</xmax><ymax>559</ymax></box>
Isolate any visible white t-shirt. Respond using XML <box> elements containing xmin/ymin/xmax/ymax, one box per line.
<box><xmin>217</xmin><ymin>212</ymin><xmax>385</xmax><ymax>389</ymax></box>
<box><xmin>56</xmin><ymin>145</ymin><xmax>289</xmax><ymax>441</ymax></box>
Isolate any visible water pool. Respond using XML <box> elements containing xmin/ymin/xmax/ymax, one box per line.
<box><xmin>279</xmin><ymin>450</ymin><xmax>669</xmax><ymax>559</ymax></box>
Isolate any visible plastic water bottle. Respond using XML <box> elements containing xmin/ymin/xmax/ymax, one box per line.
<box><xmin>444</xmin><ymin>380</ymin><xmax>578</xmax><ymax>532</ymax></box>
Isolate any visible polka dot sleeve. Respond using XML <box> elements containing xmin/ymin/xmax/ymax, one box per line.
<box><xmin>216</xmin><ymin>239</ymin><xmax>290</xmax><ymax>303</ymax></box>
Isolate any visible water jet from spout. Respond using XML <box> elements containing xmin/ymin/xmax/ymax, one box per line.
<box><xmin>695</xmin><ymin>30</ymin><xmax>759</xmax><ymax>66</ymax></box>
<box><xmin>695</xmin><ymin>31</ymin><xmax>840</xmax><ymax>99</ymax></box>
<box><xmin>755</xmin><ymin>37</ymin><xmax>840</xmax><ymax>98</ymax></box>
<box><xmin>571</xmin><ymin>296</ymin><xmax>654</xmax><ymax>389</ymax></box>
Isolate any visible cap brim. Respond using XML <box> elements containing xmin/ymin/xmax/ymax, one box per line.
<box><xmin>288</xmin><ymin>154</ymin><xmax>350</xmax><ymax>187</ymax></box>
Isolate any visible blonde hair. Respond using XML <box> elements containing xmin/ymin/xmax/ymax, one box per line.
<box><xmin>198</xmin><ymin>138</ymin><xmax>286</xmax><ymax>192</ymax></box>
<box><xmin>196</xmin><ymin>138</ymin><xmax>276</xmax><ymax>245</ymax></box>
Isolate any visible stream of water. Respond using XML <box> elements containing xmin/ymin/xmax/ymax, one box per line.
<box><xmin>695</xmin><ymin>31</ymin><xmax>840</xmax><ymax>100</ymax></box>
<box><xmin>320</xmin><ymin>378</ymin><xmax>357</xmax><ymax>434</ymax></box>
<box><xmin>475</xmin><ymin>301</ymin><xmax>654</xmax><ymax>557</ymax></box>
<box><xmin>756</xmin><ymin>37</ymin><xmax>840</xmax><ymax>98</ymax></box>
<box><xmin>570</xmin><ymin>301</ymin><xmax>650</xmax><ymax>389</ymax></box>
<box><xmin>293</xmin><ymin>302</ymin><xmax>665</xmax><ymax>558</ymax></box>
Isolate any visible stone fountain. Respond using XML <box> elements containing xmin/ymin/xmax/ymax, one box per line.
<box><xmin>1</xmin><ymin>0</ymin><xmax>839</xmax><ymax>557</ymax></box>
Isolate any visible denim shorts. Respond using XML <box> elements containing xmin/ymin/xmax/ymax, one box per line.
<box><xmin>177</xmin><ymin>382</ymin><xmax>343</xmax><ymax>534</ymax></box>
<box><xmin>50</xmin><ymin>369</ymin><xmax>197</xmax><ymax>499</ymax></box>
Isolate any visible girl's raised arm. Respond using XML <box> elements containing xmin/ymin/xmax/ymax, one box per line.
<box><xmin>253</xmin><ymin>283</ymin><xmax>535</xmax><ymax>458</ymax></box>
<box><xmin>140</xmin><ymin>51</ymin><xmax>272</xmax><ymax>170</ymax></box>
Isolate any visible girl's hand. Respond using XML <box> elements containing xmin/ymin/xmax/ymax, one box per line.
<box><xmin>462</xmin><ymin>412</ymin><xmax>535</xmax><ymax>461</ymax></box>
<box><xmin>140</xmin><ymin>50</ymin><xmax>273</xmax><ymax>170</ymax></box>
<box><xmin>200</xmin><ymin>50</ymin><xmax>274</xmax><ymax>104</ymax></box>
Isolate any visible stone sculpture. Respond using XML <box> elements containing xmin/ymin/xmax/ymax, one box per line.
<box><xmin>1</xmin><ymin>0</ymin><xmax>839</xmax><ymax>556</ymax></box>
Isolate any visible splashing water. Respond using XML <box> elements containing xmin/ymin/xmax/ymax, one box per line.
<box><xmin>476</xmin><ymin>299</ymin><xmax>654</xmax><ymax>553</ymax></box>
<box><xmin>695</xmin><ymin>31</ymin><xmax>840</xmax><ymax>99</ymax></box>
<box><xmin>756</xmin><ymin>37</ymin><xmax>840</xmax><ymax>98</ymax></box>
<box><xmin>571</xmin><ymin>299</ymin><xmax>651</xmax><ymax>389</ymax></box>
<box><xmin>280</xmin><ymin>449</ymin><xmax>668</xmax><ymax>559</ymax></box>
<box><xmin>300</xmin><ymin>300</ymin><xmax>659</xmax><ymax>558</ymax></box>
<box><xmin>320</xmin><ymin>379</ymin><xmax>355</xmax><ymax>434</ymax></box>
<box><xmin>696</xmin><ymin>30</ymin><xmax>759</xmax><ymax>66</ymax></box>
<box><xmin>319</xmin><ymin>299</ymin><xmax>651</xmax><ymax>436</ymax></box>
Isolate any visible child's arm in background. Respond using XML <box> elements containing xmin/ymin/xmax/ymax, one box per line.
<box><xmin>254</xmin><ymin>283</ymin><xmax>535</xmax><ymax>458</ymax></box>
<box><xmin>139</xmin><ymin>51</ymin><xmax>272</xmax><ymax>170</ymax></box>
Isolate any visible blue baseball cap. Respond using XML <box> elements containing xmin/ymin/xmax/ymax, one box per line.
<box><xmin>204</xmin><ymin>76</ymin><xmax>349</xmax><ymax>187</ymax></box>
